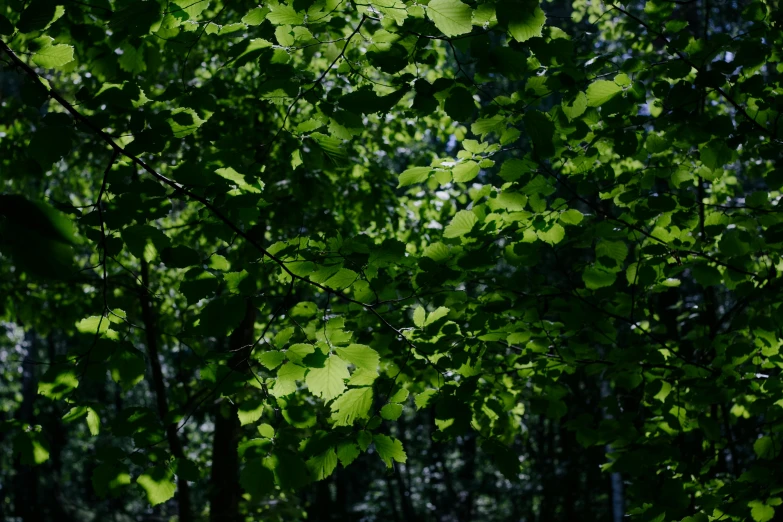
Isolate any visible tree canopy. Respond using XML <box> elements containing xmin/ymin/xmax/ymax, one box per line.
<box><xmin>1</xmin><ymin>0</ymin><xmax>783</xmax><ymax>520</ymax></box>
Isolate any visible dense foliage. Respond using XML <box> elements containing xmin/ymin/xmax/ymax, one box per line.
<box><xmin>1</xmin><ymin>0</ymin><xmax>782</xmax><ymax>520</ymax></box>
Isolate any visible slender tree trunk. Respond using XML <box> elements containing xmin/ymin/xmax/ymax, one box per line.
<box><xmin>394</xmin><ymin>464</ymin><xmax>416</xmax><ymax>522</ymax></box>
<box><xmin>457</xmin><ymin>434</ymin><xmax>476</xmax><ymax>522</ymax></box>
<box><xmin>600</xmin><ymin>380</ymin><xmax>624</xmax><ymax>522</ymax></box>
<box><xmin>335</xmin><ymin>466</ymin><xmax>349</xmax><ymax>521</ymax></box>
<box><xmin>384</xmin><ymin>472</ymin><xmax>402</xmax><ymax>522</ymax></box>
<box><xmin>43</xmin><ymin>334</ymin><xmax>75</xmax><ymax>522</ymax></box>
<box><xmin>313</xmin><ymin>479</ymin><xmax>333</xmax><ymax>521</ymax></box>
<box><xmin>140</xmin><ymin>258</ymin><xmax>193</xmax><ymax>522</ymax></box>
<box><xmin>210</xmin><ymin>400</ymin><xmax>241</xmax><ymax>522</ymax></box>
<box><xmin>13</xmin><ymin>332</ymin><xmax>41</xmax><ymax>522</ymax></box>
<box><xmin>426</xmin><ymin>412</ymin><xmax>441</xmax><ymax>518</ymax></box>
<box><xmin>0</xmin><ymin>409</ymin><xmax>5</xmax><ymax>522</ymax></box>
<box><xmin>210</xmin><ymin>299</ymin><xmax>256</xmax><ymax>522</ymax></box>
<box><xmin>394</xmin><ymin>416</ymin><xmax>417</xmax><ymax>522</ymax></box>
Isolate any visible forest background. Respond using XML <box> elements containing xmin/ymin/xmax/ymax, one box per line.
<box><xmin>1</xmin><ymin>0</ymin><xmax>782</xmax><ymax>520</ymax></box>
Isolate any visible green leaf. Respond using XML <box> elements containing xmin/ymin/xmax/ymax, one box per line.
<box><xmin>258</xmin><ymin>423</ymin><xmax>275</xmax><ymax>438</ymax></box>
<box><xmin>197</xmin><ymin>296</ymin><xmax>247</xmax><ymax>336</ymax></box>
<box><xmin>240</xmin><ymin>459</ymin><xmax>276</xmax><ymax>498</ymax></box>
<box><xmin>121</xmin><ymin>224</ymin><xmax>170</xmax><ymax>261</ymax></box>
<box><xmin>286</xmin><ymin>343</ymin><xmax>316</xmax><ymax>365</ymax></box>
<box><xmin>560</xmin><ymin>209</ymin><xmax>584</xmax><ymax>225</ymax></box>
<box><xmin>266</xmin><ymin>3</ymin><xmax>304</xmax><ymax>25</ymax></box>
<box><xmin>614</xmin><ymin>73</ymin><xmax>631</xmax><ymax>86</ymax></box>
<box><xmin>13</xmin><ymin>431</ymin><xmax>50</xmax><ymax>466</ymax></box>
<box><xmin>324</xmin><ymin>268</ymin><xmax>358</xmax><ymax>290</ymax></box>
<box><xmin>443</xmin><ymin>210</ymin><xmax>478</xmax><ymax>238</ymax></box>
<box><xmin>271</xmin><ymin>363</ymin><xmax>306</xmax><ymax>397</ymax></box>
<box><xmin>523</xmin><ymin>111</ymin><xmax>555</xmax><ymax>158</ymax></box>
<box><xmin>242</xmin><ymin>7</ymin><xmax>269</xmax><ymax>25</ymax></box>
<box><xmin>453</xmin><ymin>161</ymin><xmax>481</xmax><ymax>183</ymax></box>
<box><xmin>426</xmin><ymin>0</ymin><xmax>473</xmax><ymax>37</ymax></box>
<box><xmin>238</xmin><ymin>399</ymin><xmax>266</xmax><ymax>426</ymax></box>
<box><xmin>413</xmin><ymin>306</ymin><xmax>426</xmax><ymax>327</ymax></box>
<box><xmin>32</xmin><ymin>44</ymin><xmax>74</xmax><ymax>68</ymax></box>
<box><xmin>259</xmin><ymin>351</ymin><xmax>287</xmax><ymax>370</ymax></box>
<box><xmin>172</xmin><ymin>0</ymin><xmax>209</xmax><ymax>19</ymax></box>
<box><xmin>506</xmin><ymin>6</ymin><xmax>546</xmax><ymax>42</ymax></box>
<box><xmin>335</xmin><ymin>344</ymin><xmax>380</xmax><ymax>370</ymax></box>
<box><xmin>306</xmin><ymin>355</ymin><xmax>350</xmax><ymax>401</ymax></box>
<box><xmin>168</xmin><ymin>108</ymin><xmax>205</xmax><ymax>138</ymax></box>
<box><xmin>92</xmin><ymin>462</ymin><xmax>131</xmax><ymax>498</ymax></box>
<box><xmin>389</xmin><ymin>389</ymin><xmax>409</xmax><ymax>403</ymax></box>
<box><xmin>415</xmin><ymin>390</ymin><xmax>437</xmax><ymax>409</ymax></box>
<box><xmin>357</xmin><ymin>431</ymin><xmax>373</xmax><ymax>451</ymax></box>
<box><xmin>62</xmin><ymin>406</ymin><xmax>88</xmax><ymax>423</ymax></box>
<box><xmin>118</xmin><ymin>43</ymin><xmax>146</xmax><ymax>74</ymax></box>
<box><xmin>425</xmin><ymin>306</ymin><xmax>450</xmax><ymax>325</ymax></box>
<box><xmin>700</xmin><ymin>140</ymin><xmax>732</xmax><ymax>172</ymax></box>
<box><xmin>645</xmin><ymin>133</ymin><xmax>669</xmax><ymax>153</ymax></box>
<box><xmin>374</xmin><ymin>434</ymin><xmax>407</xmax><ymax>467</ymax></box>
<box><xmin>445</xmin><ymin>87</ymin><xmax>476</xmax><ymax>121</ymax></box>
<box><xmin>87</xmin><ymin>407</ymin><xmax>101</xmax><ymax>436</ymax></box>
<box><xmin>753</xmin><ymin>436</ymin><xmax>777</xmax><ymax>459</ymax></box>
<box><xmin>582</xmin><ymin>266</ymin><xmax>617</xmax><ymax>289</ymax></box>
<box><xmin>307</xmin><ymin>448</ymin><xmax>338</xmax><ymax>481</ymax></box>
<box><xmin>110</xmin><ymin>346</ymin><xmax>146</xmax><ymax>390</ymax></box>
<box><xmin>17</xmin><ymin>0</ymin><xmax>62</xmax><ymax>32</ymax></box>
<box><xmin>179</xmin><ymin>269</ymin><xmax>218</xmax><ymax>304</ymax></box>
<box><xmin>596</xmin><ymin>240</ymin><xmax>628</xmax><ymax>264</ymax></box>
<box><xmin>337</xmin><ymin>443</ymin><xmax>361</xmax><ymax>466</ymax></box>
<box><xmin>76</xmin><ymin>316</ymin><xmax>109</xmax><ymax>335</ymax></box>
<box><xmin>586</xmin><ymin>80</ymin><xmax>623</xmax><ymax>107</ymax></box>
<box><xmin>161</xmin><ymin>245</ymin><xmax>201</xmax><ymax>268</ymax></box>
<box><xmin>381</xmin><ymin>403</ymin><xmax>404</xmax><ymax>420</ymax></box>
<box><xmin>692</xmin><ymin>264</ymin><xmax>722</xmax><ymax>287</ymax></box>
<box><xmin>268</xmin><ymin>451</ymin><xmax>310</xmax><ymax>489</ymax></box>
<box><xmin>537</xmin><ymin>223</ymin><xmax>565</xmax><ymax>245</ymax></box>
<box><xmin>398</xmin><ymin>167</ymin><xmax>431</xmax><ymax>187</ymax></box>
<box><xmin>749</xmin><ymin>501</ymin><xmax>775</xmax><ymax>522</ymax></box>
<box><xmin>38</xmin><ymin>368</ymin><xmax>79</xmax><ymax>399</ymax></box>
<box><xmin>137</xmin><ymin>466</ymin><xmax>177</xmax><ymax>506</ymax></box>
<box><xmin>494</xmin><ymin>192</ymin><xmax>526</xmax><ymax>212</ymax></box>
<box><xmin>562</xmin><ymin>92</ymin><xmax>587</xmax><ymax>121</ymax></box>
<box><xmin>331</xmin><ymin>387</ymin><xmax>374</xmax><ymax>426</ymax></box>
<box><xmin>499</xmin><ymin>158</ymin><xmax>532</xmax><ymax>182</ymax></box>
<box><xmin>0</xmin><ymin>195</ymin><xmax>78</xmax><ymax>245</ymax></box>
<box><xmin>349</xmin><ymin>368</ymin><xmax>379</xmax><ymax>386</ymax></box>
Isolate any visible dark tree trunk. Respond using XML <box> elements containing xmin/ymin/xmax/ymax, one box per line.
<box><xmin>384</xmin><ymin>471</ymin><xmax>402</xmax><ymax>522</ymax></box>
<box><xmin>140</xmin><ymin>258</ymin><xmax>193</xmax><ymax>522</ymax></box>
<box><xmin>457</xmin><ymin>434</ymin><xmax>476</xmax><ymax>522</ymax></box>
<box><xmin>313</xmin><ymin>479</ymin><xmax>333</xmax><ymax>521</ymax></box>
<box><xmin>43</xmin><ymin>334</ymin><xmax>75</xmax><ymax>522</ymax></box>
<box><xmin>13</xmin><ymin>332</ymin><xmax>41</xmax><ymax>522</ymax></box>
<box><xmin>210</xmin><ymin>400</ymin><xmax>241</xmax><ymax>522</ymax></box>
<box><xmin>394</xmin><ymin>416</ymin><xmax>417</xmax><ymax>522</ymax></box>
<box><xmin>210</xmin><ymin>299</ymin><xmax>256</xmax><ymax>522</ymax></box>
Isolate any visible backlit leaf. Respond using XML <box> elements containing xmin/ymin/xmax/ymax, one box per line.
<box><xmin>331</xmin><ymin>387</ymin><xmax>374</xmax><ymax>426</ymax></box>
<box><xmin>427</xmin><ymin>0</ymin><xmax>473</xmax><ymax>37</ymax></box>
<box><xmin>306</xmin><ymin>355</ymin><xmax>350</xmax><ymax>401</ymax></box>
<box><xmin>443</xmin><ymin>210</ymin><xmax>478</xmax><ymax>238</ymax></box>
<box><xmin>374</xmin><ymin>434</ymin><xmax>407</xmax><ymax>467</ymax></box>
<box><xmin>137</xmin><ymin>466</ymin><xmax>177</xmax><ymax>506</ymax></box>
<box><xmin>586</xmin><ymin>81</ymin><xmax>623</xmax><ymax>107</ymax></box>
